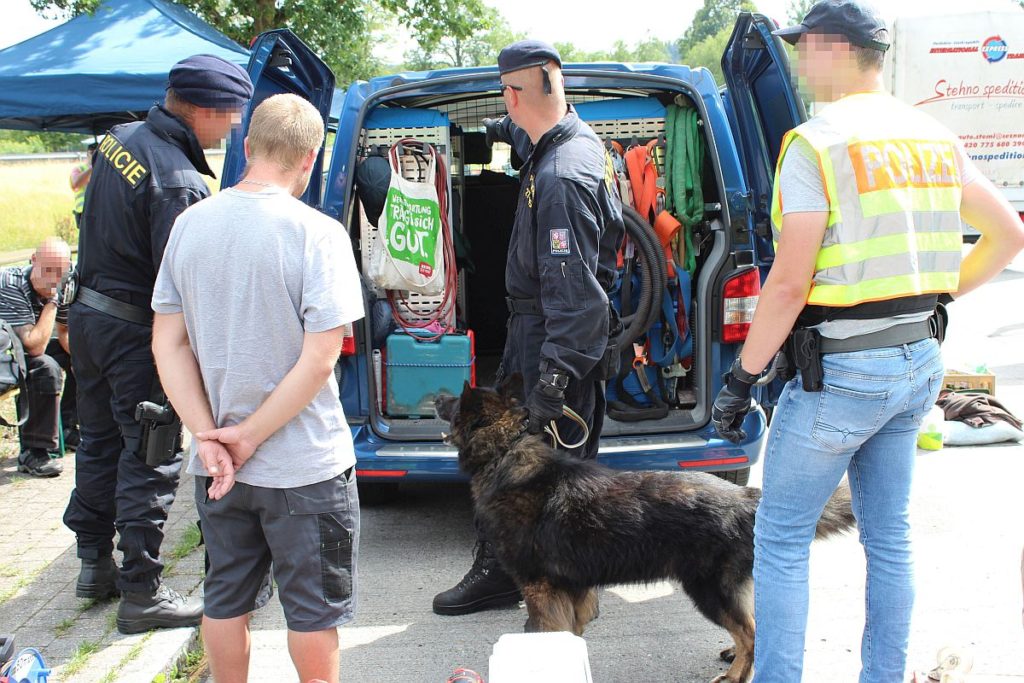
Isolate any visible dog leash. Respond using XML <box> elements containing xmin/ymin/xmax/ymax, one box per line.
<box><xmin>544</xmin><ymin>406</ymin><xmax>590</xmax><ymax>451</ymax></box>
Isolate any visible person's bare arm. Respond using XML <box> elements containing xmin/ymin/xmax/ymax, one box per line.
<box><xmin>15</xmin><ymin>302</ymin><xmax>59</xmax><ymax>357</ymax></box>
<box><xmin>954</xmin><ymin>177</ymin><xmax>1024</xmax><ymax>298</ymax></box>
<box><xmin>738</xmin><ymin>211</ymin><xmax>830</xmax><ymax>374</ymax></box>
<box><xmin>152</xmin><ymin>312</ymin><xmax>237</xmax><ymax>499</ymax></box>
<box><xmin>195</xmin><ymin>326</ymin><xmax>345</xmax><ymax>467</ymax></box>
<box><xmin>57</xmin><ymin>323</ymin><xmax>70</xmax><ymax>355</ymax></box>
<box><xmin>152</xmin><ymin>313</ymin><xmax>218</xmax><ymax>438</ymax></box>
<box><xmin>70</xmin><ymin>164</ymin><xmax>91</xmax><ymax>191</ymax></box>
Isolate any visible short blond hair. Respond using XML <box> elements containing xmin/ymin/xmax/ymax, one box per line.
<box><xmin>247</xmin><ymin>94</ymin><xmax>324</xmax><ymax>171</ymax></box>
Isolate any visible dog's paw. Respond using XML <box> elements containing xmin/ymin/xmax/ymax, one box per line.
<box><xmin>709</xmin><ymin>675</ymin><xmax>741</xmax><ymax>683</ymax></box>
<box><xmin>719</xmin><ymin>646</ymin><xmax>735</xmax><ymax>663</ymax></box>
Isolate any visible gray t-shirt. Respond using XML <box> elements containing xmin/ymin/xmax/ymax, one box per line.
<box><xmin>779</xmin><ymin>136</ymin><xmax>978</xmax><ymax>339</ymax></box>
<box><xmin>152</xmin><ymin>187</ymin><xmax>365</xmax><ymax>488</ymax></box>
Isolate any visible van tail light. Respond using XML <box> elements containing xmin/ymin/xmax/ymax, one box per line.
<box><xmin>341</xmin><ymin>323</ymin><xmax>356</xmax><ymax>356</ymax></box>
<box><xmin>722</xmin><ymin>268</ymin><xmax>761</xmax><ymax>343</ymax></box>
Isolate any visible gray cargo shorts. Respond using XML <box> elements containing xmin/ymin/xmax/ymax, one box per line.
<box><xmin>195</xmin><ymin>468</ymin><xmax>359</xmax><ymax>632</ymax></box>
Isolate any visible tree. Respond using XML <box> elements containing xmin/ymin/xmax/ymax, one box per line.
<box><xmin>786</xmin><ymin>0</ymin><xmax>816</xmax><ymax>25</ymax></box>
<box><xmin>677</xmin><ymin>0</ymin><xmax>756</xmax><ymax>56</ymax></box>
<box><xmin>680</xmin><ymin>26</ymin><xmax>733</xmax><ymax>85</ymax></box>
<box><xmin>30</xmin><ymin>0</ymin><xmax>492</xmax><ymax>85</ymax></box>
<box><xmin>0</xmin><ymin>130</ymin><xmax>89</xmax><ymax>154</ymax></box>
<box><xmin>401</xmin><ymin>6</ymin><xmax>525</xmax><ymax>70</ymax></box>
<box><xmin>553</xmin><ymin>38</ymin><xmax>673</xmax><ymax>65</ymax></box>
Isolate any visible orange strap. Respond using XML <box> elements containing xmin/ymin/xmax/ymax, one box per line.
<box><xmin>623</xmin><ymin>141</ymin><xmax>662</xmax><ymax>222</ymax></box>
<box><xmin>653</xmin><ymin>210</ymin><xmax>681</xmax><ymax>279</ymax></box>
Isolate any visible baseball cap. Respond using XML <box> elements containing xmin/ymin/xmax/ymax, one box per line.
<box><xmin>773</xmin><ymin>0</ymin><xmax>890</xmax><ymax>52</ymax></box>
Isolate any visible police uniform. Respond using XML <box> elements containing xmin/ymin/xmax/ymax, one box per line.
<box><xmin>489</xmin><ymin>39</ymin><xmax>623</xmax><ymax>460</ymax></box>
<box><xmin>494</xmin><ymin>109</ymin><xmax>623</xmax><ymax>458</ymax></box>
<box><xmin>712</xmin><ymin>3</ymin><xmax>974</xmax><ymax>679</ymax></box>
<box><xmin>432</xmin><ymin>40</ymin><xmax>623</xmax><ymax>617</ymax></box>
<box><xmin>62</xmin><ymin>56</ymin><xmax>252</xmax><ymax>607</ymax></box>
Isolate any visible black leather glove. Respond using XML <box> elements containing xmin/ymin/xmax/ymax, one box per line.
<box><xmin>526</xmin><ymin>366</ymin><xmax>568</xmax><ymax>434</ymax></box>
<box><xmin>482</xmin><ymin>117</ymin><xmax>503</xmax><ymax>148</ymax></box>
<box><xmin>712</xmin><ymin>358</ymin><xmax>758</xmax><ymax>444</ymax></box>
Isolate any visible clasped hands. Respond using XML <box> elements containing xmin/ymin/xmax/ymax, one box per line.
<box><xmin>194</xmin><ymin>424</ymin><xmax>260</xmax><ymax>500</ymax></box>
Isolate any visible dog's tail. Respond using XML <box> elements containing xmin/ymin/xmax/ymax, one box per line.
<box><xmin>815</xmin><ymin>483</ymin><xmax>856</xmax><ymax>540</ymax></box>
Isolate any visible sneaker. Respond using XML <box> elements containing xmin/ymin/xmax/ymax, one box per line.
<box><xmin>17</xmin><ymin>449</ymin><xmax>62</xmax><ymax>477</ymax></box>
<box><xmin>432</xmin><ymin>542</ymin><xmax>522</xmax><ymax>616</ymax></box>
<box><xmin>116</xmin><ymin>583</ymin><xmax>203</xmax><ymax>634</ymax></box>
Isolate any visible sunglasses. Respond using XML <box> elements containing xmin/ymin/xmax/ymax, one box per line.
<box><xmin>499</xmin><ymin>83</ymin><xmax>524</xmax><ymax>95</ymax></box>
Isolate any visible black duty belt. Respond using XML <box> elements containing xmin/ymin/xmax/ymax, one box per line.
<box><xmin>506</xmin><ymin>296</ymin><xmax>543</xmax><ymax>316</ymax></box>
<box><xmin>818</xmin><ymin>318</ymin><xmax>936</xmax><ymax>354</ymax></box>
<box><xmin>77</xmin><ymin>286</ymin><xmax>153</xmax><ymax>326</ymax></box>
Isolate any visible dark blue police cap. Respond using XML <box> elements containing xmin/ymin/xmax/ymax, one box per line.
<box><xmin>498</xmin><ymin>40</ymin><xmax>562</xmax><ymax>76</ymax></box>
<box><xmin>168</xmin><ymin>54</ymin><xmax>254</xmax><ymax>109</ymax></box>
<box><xmin>773</xmin><ymin>0</ymin><xmax>890</xmax><ymax>52</ymax></box>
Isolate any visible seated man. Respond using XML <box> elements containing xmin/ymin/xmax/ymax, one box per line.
<box><xmin>0</xmin><ymin>237</ymin><xmax>75</xmax><ymax>477</ymax></box>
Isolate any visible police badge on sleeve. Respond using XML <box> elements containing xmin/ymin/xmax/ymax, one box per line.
<box><xmin>549</xmin><ymin>229</ymin><xmax>571</xmax><ymax>255</ymax></box>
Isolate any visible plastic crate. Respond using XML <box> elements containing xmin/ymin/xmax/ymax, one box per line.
<box><xmin>385</xmin><ymin>331</ymin><xmax>475</xmax><ymax>417</ymax></box>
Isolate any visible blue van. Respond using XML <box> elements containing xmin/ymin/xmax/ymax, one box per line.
<box><xmin>221</xmin><ymin>13</ymin><xmax>806</xmax><ymax>497</ymax></box>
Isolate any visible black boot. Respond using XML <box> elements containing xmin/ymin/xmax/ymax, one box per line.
<box><xmin>116</xmin><ymin>584</ymin><xmax>203</xmax><ymax>634</ymax></box>
<box><xmin>432</xmin><ymin>542</ymin><xmax>522</xmax><ymax>615</ymax></box>
<box><xmin>76</xmin><ymin>557</ymin><xmax>119</xmax><ymax>600</ymax></box>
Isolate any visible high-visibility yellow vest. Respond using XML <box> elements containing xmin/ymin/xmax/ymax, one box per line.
<box><xmin>73</xmin><ymin>162</ymin><xmax>88</xmax><ymax>214</ymax></box>
<box><xmin>770</xmin><ymin>92</ymin><xmax>963</xmax><ymax>308</ymax></box>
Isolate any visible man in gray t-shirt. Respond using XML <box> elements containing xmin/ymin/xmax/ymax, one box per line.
<box><xmin>152</xmin><ymin>94</ymin><xmax>363</xmax><ymax>683</ymax></box>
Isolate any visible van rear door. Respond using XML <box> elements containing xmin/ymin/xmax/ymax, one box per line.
<box><xmin>221</xmin><ymin>29</ymin><xmax>334</xmax><ymax>208</ymax></box>
<box><xmin>721</xmin><ymin>12</ymin><xmax>806</xmax><ymax>264</ymax></box>
<box><xmin>721</xmin><ymin>13</ymin><xmax>806</xmax><ymax>409</ymax></box>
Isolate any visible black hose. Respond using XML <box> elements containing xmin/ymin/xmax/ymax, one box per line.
<box><xmin>615</xmin><ymin>205</ymin><xmax>667</xmax><ymax>348</ymax></box>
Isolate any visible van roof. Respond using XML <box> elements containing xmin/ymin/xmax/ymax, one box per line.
<box><xmin>361</xmin><ymin>62</ymin><xmax>713</xmax><ymax>96</ymax></box>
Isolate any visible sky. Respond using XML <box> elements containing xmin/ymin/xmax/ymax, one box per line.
<box><xmin>1</xmin><ymin>0</ymin><xmax>1021</xmax><ymax>53</ymax></box>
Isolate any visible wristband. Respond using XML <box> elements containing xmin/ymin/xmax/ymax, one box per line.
<box><xmin>730</xmin><ymin>357</ymin><xmax>760</xmax><ymax>385</ymax></box>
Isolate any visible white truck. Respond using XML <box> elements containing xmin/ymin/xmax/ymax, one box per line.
<box><xmin>887</xmin><ymin>11</ymin><xmax>1024</xmax><ymax>223</ymax></box>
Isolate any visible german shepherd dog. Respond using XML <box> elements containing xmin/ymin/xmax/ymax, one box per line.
<box><xmin>435</xmin><ymin>377</ymin><xmax>856</xmax><ymax>683</ymax></box>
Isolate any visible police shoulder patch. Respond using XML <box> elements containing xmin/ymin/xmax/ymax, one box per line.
<box><xmin>97</xmin><ymin>132</ymin><xmax>150</xmax><ymax>189</ymax></box>
<box><xmin>549</xmin><ymin>228</ymin><xmax>571</xmax><ymax>255</ymax></box>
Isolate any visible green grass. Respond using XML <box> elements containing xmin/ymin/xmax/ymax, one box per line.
<box><xmin>153</xmin><ymin>640</ymin><xmax>206</xmax><ymax>683</ymax></box>
<box><xmin>62</xmin><ymin>639</ymin><xmax>102</xmax><ymax>677</ymax></box>
<box><xmin>99</xmin><ymin>632</ymin><xmax>152</xmax><ymax>683</ymax></box>
<box><xmin>54</xmin><ymin>615</ymin><xmax>77</xmax><ymax>637</ymax></box>
<box><xmin>0</xmin><ymin>563</ymin><xmax>16</xmax><ymax>578</ymax></box>
<box><xmin>163</xmin><ymin>522</ymin><xmax>202</xmax><ymax>576</ymax></box>
<box><xmin>0</xmin><ymin>566</ymin><xmax>42</xmax><ymax>606</ymax></box>
<box><xmin>0</xmin><ymin>155</ymin><xmax>224</xmax><ymax>254</ymax></box>
<box><xmin>0</xmin><ymin>160</ymin><xmax>77</xmax><ymax>253</ymax></box>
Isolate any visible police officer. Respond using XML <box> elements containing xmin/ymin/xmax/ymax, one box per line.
<box><xmin>62</xmin><ymin>54</ymin><xmax>252</xmax><ymax>634</ymax></box>
<box><xmin>710</xmin><ymin>2</ymin><xmax>1024</xmax><ymax>680</ymax></box>
<box><xmin>433</xmin><ymin>40</ymin><xmax>624</xmax><ymax>616</ymax></box>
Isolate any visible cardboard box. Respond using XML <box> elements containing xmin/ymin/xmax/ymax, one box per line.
<box><xmin>942</xmin><ymin>371</ymin><xmax>996</xmax><ymax>395</ymax></box>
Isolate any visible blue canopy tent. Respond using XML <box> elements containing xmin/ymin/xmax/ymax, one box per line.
<box><xmin>0</xmin><ymin>0</ymin><xmax>249</xmax><ymax>134</ymax></box>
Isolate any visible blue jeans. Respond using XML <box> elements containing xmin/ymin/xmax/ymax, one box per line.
<box><xmin>753</xmin><ymin>338</ymin><xmax>944</xmax><ymax>683</ymax></box>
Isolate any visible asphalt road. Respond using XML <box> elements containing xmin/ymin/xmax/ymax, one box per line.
<box><xmin>226</xmin><ymin>250</ymin><xmax>1024</xmax><ymax>682</ymax></box>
